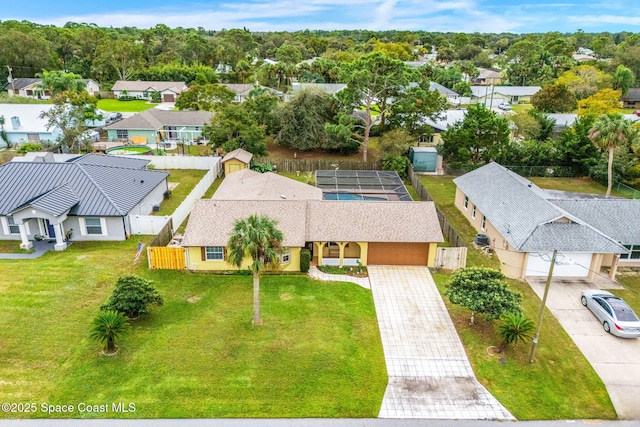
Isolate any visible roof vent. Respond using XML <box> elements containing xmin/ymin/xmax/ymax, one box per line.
<box><xmin>10</xmin><ymin>116</ymin><xmax>20</xmax><ymax>130</ymax></box>
<box><xmin>280</xmin><ymin>194</ymin><xmax>286</xmax><ymax>199</ymax></box>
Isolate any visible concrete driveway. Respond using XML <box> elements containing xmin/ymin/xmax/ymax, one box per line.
<box><xmin>368</xmin><ymin>266</ymin><xmax>513</xmax><ymax>420</ymax></box>
<box><xmin>527</xmin><ymin>277</ymin><xmax>640</xmax><ymax>419</ymax></box>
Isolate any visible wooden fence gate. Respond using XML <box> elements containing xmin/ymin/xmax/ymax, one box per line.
<box><xmin>435</xmin><ymin>247</ymin><xmax>467</xmax><ymax>271</ymax></box>
<box><xmin>148</xmin><ymin>246</ymin><xmax>186</xmax><ymax>269</ymax></box>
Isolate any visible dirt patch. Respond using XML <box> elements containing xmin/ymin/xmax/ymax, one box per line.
<box><xmin>187</xmin><ymin>296</ymin><xmax>201</xmax><ymax>303</ymax></box>
<box><xmin>280</xmin><ymin>293</ymin><xmax>293</xmax><ymax>301</ymax></box>
<box><xmin>168</xmin><ymin>182</ymin><xmax>180</xmax><ymax>191</ymax></box>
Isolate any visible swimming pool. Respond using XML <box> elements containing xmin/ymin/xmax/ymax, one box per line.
<box><xmin>323</xmin><ymin>193</ymin><xmax>387</xmax><ymax>201</ymax></box>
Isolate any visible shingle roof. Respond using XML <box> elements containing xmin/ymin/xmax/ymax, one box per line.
<box><xmin>429</xmin><ymin>82</ymin><xmax>458</xmax><ymax>96</ymax></box>
<box><xmin>103</xmin><ymin>109</ymin><xmax>214</xmax><ymax>130</ymax></box>
<box><xmin>213</xmin><ymin>169</ymin><xmax>322</xmax><ymax>201</ymax></box>
<box><xmin>470</xmin><ymin>86</ymin><xmax>541</xmax><ymax>97</ymax></box>
<box><xmin>111</xmin><ymin>80</ymin><xmax>186</xmax><ymax>93</ymax></box>
<box><xmin>4</xmin><ymin>78</ymin><xmax>41</xmax><ymax>90</ymax></box>
<box><xmin>454</xmin><ymin>162</ymin><xmax>628</xmax><ymax>253</ymax></box>
<box><xmin>623</xmin><ymin>88</ymin><xmax>640</xmax><ymax>102</ymax></box>
<box><xmin>221</xmin><ymin>148</ymin><xmax>253</xmax><ymax>165</ymax></box>
<box><xmin>551</xmin><ymin>199</ymin><xmax>640</xmax><ymax>244</ymax></box>
<box><xmin>0</xmin><ymin>160</ymin><xmax>168</xmax><ymax>217</ymax></box>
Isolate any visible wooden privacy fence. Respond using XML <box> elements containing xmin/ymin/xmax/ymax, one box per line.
<box><xmin>435</xmin><ymin>247</ymin><xmax>467</xmax><ymax>271</ymax></box>
<box><xmin>148</xmin><ymin>246</ymin><xmax>186</xmax><ymax>269</ymax></box>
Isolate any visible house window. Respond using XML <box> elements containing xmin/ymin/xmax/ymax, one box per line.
<box><xmin>13</xmin><ymin>89</ymin><xmax>19</xmax><ymax>95</ymax></box>
<box><xmin>84</xmin><ymin>218</ymin><xmax>103</xmax><ymax>235</ymax></box>
<box><xmin>512</xmin><ymin>95</ymin><xmax>519</xmax><ymax>103</ymax></box>
<box><xmin>116</xmin><ymin>130</ymin><xmax>129</xmax><ymax>139</ymax></box>
<box><xmin>7</xmin><ymin>216</ymin><xmax>20</xmax><ymax>234</ymax></box>
<box><xmin>281</xmin><ymin>247</ymin><xmax>291</xmax><ymax>263</ymax></box>
<box><xmin>464</xmin><ymin>196</ymin><xmax>469</xmax><ymax>209</ymax></box>
<box><xmin>481</xmin><ymin>215</ymin><xmax>486</xmax><ymax>230</ymax></box>
<box><xmin>27</xmin><ymin>133</ymin><xmax>40</xmax><ymax>142</ymax></box>
<box><xmin>26</xmin><ymin>90</ymin><xmax>33</xmax><ymax>96</ymax></box>
<box><xmin>205</xmin><ymin>246</ymin><xmax>224</xmax><ymax>260</ymax></box>
<box><xmin>621</xmin><ymin>245</ymin><xmax>640</xmax><ymax>261</ymax></box>
<box><xmin>418</xmin><ymin>134</ymin><xmax>434</xmax><ymax>144</ymax></box>
<box><xmin>142</xmin><ymin>91</ymin><xmax>149</xmax><ymax>98</ymax></box>
<box><xmin>472</xmin><ymin>205</ymin><xmax>476</xmax><ymax>219</ymax></box>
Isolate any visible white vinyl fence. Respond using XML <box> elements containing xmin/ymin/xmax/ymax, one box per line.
<box><xmin>130</xmin><ymin>159</ymin><xmax>222</xmax><ymax>235</ymax></box>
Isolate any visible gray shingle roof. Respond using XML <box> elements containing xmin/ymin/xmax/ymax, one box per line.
<box><xmin>0</xmin><ymin>160</ymin><xmax>168</xmax><ymax>217</ymax></box>
<box><xmin>454</xmin><ymin>162</ymin><xmax>629</xmax><ymax>253</ymax></box>
<box><xmin>3</xmin><ymin>78</ymin><xmax>41</xmax><ymax>90</ymax></box>
<box><xmin>111</xmin><ymin>80</ymin><xmax>186</xmax><ymax>93</ymax></box>
<box><xmin>624</xmin><ymin>88</ymin><xmax>640</xmax><ymax>102</ymax></box>
<box><xmin>470</xmin><ymin>86</ymin><xmax>541</xmax><ymax>98</ymax></box>
<box><xmin>103</xmin><ymin>109</ymin><xmax>214</xmax><ymax>131</ymax></box>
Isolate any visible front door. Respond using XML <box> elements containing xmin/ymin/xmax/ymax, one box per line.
<box><xmin>46</xmin><ymin>219</ymin><xmax>55</xmax><ymax>238</ymax></box>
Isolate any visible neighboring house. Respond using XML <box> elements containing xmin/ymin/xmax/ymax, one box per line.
<box><xmin>181</xmin><ymin>170</ymin><xmax>443</xmax><ymax>271</ymax></box>
<box><xmin>219</xmin><ymin>84</ymin><xmax>281</xmax><ymax>103</ymax></box>
<box><xmin>622</xmin><ymin>88</ymin><xmax>640</xmax><ymax>109</ymax></box>
<box><xmin>0</xmin><ymin>104</ymin><xmax>61</xmax><ymax>147</ymax></box>
<box><xmin>469</xmin><ymin>86</ymin><xmax>541</xmax><ymax>106</ymax></box>
<box><xmin>0</xmin><ymin>153</ymin><xmax>169</xmax><ymax>250</ymax></box>
<box><xmin>4</xmin><ymin>78</ymin><xmax>100</xmax><ymax>99</ymax></box>
<box><xmin>290</xmin><ymin>82</ymin><xmax>347</xmax><ymax>95</ymax></box>
<box><xmin>428</xmin><ymin>82</ymin><xmax>460</xmax><ymax>106</ymax></box>
<box><xmin>221</xmin><ymin>148</ymin><xmax>253</xmax><ymax>175</ymax></box>
<box><xmin>420</xmin><ymin>109</ymin><xmax>467</xmax><ymax>145</ymax></box>
<box><xmin>103</xmin><ymin>109</ymin><xmax>214</xmax><ymax>145</ymax></box>
<box><xmin>111</xmin><ymin>80</ymin><xmax>188</xmax><ymax>102</ymax></box>
<box><xmin>472</xmin><ymin>68</ymin><xmax>503</xmax><ymax>86</ymax></box>
<box><xmin>453</xmin><ymin>162</ymin><xmax>633</xmax><ymax>280</ymax></box>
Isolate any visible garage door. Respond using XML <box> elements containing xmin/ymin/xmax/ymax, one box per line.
<box><xmin>525</xmin><ymin>252</ymin><xmax>592</xmax><ymax>277</ymax></box>
<box><xmin>163</xmin><ymin>94</ymin><xmax>175</xmax><ymax>102</ymax></box>
<box><xmin>368</xmin><ymin>243</ymin><xmax>430</xmax><ymax>266</ymax></box>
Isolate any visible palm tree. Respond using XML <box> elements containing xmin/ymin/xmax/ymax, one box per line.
<box><xmin>90</xmin><ymin>310</ymin><xmax>129</xmax><ymax>354</ymax></box>
<box><xmin>588</xmin><ymin>113</ymin><xmax>632</xmax><ymax>196</ymax></box>
<box><xmin>227</xmin><ymin>215</ymin><xmax>283</xmax><ymax>325</ymax></box>
<box><xmin>497</xmin><ymin>312</ymin><xmax>535</xmax><ymax>353</ymax></box>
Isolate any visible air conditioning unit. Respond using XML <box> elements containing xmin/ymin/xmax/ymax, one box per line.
<box><xmin>152</xmin><ymin>205</ymin><xmax>160</xmax><ymax>212</ymax></box>
<box><xmin>475</xmin><ymin>234</ymin><xmax>489</xmax><ymax>247</ymax></box>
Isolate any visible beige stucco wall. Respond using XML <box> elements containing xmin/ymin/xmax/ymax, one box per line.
<box><xmin>186</xmin><ymin>246</ymin><xmax>301</xmax><ymax>272</ymax></box>
<box><xmin>315</xmin><ymin>241</ymin><xmax>369</xmax><ymax>266</ymax></box>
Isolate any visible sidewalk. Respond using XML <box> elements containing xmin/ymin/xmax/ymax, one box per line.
<box><xmin>0</xmin><ymin>240</ymin><xmax>57</xmax><ymax>259</ymax></box>
<box><xmin>308</xmin><ymin>266</ymin><xmax>370</xmax><ymax>289</ymax></box>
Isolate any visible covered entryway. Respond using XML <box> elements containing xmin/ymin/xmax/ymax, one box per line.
<box><xmin>526</xmin><ymin>251</ymin><xmax>592</xmax><ymax>277</ymax></box>
<box><xmin>162</xmin><ymin>93</ymin><xmax>175</xmax><ymax>102</ymax></box>
<box><xmin>368</xmin><ymin>242</ymin><xmax>429</xmax><ymax>265</ymax></box>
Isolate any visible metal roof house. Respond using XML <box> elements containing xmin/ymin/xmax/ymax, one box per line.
<box><xmin>0</xmin><ymin>154</ymin><xmax>169</xmax><ymax>250</ymax></box>
<box><xmin>453</xmin><ymin>162</ymin><xmax>634</xmax><ymax>279</ymax></box>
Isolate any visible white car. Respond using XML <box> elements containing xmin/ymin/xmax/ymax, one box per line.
<box><xmin>581</xmin><ymin>290</ymin><xmax>640</xmax><ymax>338</ymax></box>
<box><xmin>498</xmin><ymin>102</ymin><xmax>511</xmax><ymax>111</ymax></box>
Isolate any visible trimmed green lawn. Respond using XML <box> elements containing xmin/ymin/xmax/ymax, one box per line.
<box><xmin>0</xmin><ymin>240</ymin><xmax>386</xmax><ymax>418</ymax></box>
<box><xmin>97</xmin><ymin>99</ymin><xmax>155</xmax><ymax>113</ymax></box>
<box><xmin>0</xmin><ymin>240</ymin><xmax>34</xmax><ymax>254</ymax></box>
<box><xmin>421</xmin><ymin>175</ymin><xmax>616</xmax><ymax>419</ymax></box>
<box><xmin>529</xmin><ymin>177</ymin><xmax>629</xmax><ymax>198</ymax></box>
<box><xmin>152</xmin><ymin>169</ymin><xmax>207</xmax><ymax>216</ymax></box>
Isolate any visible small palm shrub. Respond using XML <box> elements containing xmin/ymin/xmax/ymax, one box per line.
<box><xmin>90</xmin><ymin>310</ymin><xmax>129</xmax><ymax>353</ymax></box>
<box><xmin>497</xmin><ymin>312</ymin><xmax>535</xmax><ymax>353</ymax></box>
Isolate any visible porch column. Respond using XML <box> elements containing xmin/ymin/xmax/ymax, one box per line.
<box><xmin>54</xmin><ymin>223</ymin><xmax>67</xmax><ymax>251</ymax></box>
<box><xmin>338</xmin><ymin>242</ymin><xmax>347</xmax><ymax>267</ymax></box>
<box><xmin>315</xmin><ymin>242</ymin><xmax>326</xmax><ymax>266</ymax></box>
<box><xmin>18</xmin><ymin>223</ymin><xmax>32</xmax><ymax>250</ymax></box>
<box><xmin>609</xmin><ymin>254</ymin><xmax>620</xmax><ymax>280</ymax></box>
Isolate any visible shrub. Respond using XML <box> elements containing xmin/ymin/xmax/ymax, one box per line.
<box><xmin>382</xmin><ymin>154</ymin><xmax>410</xmax><ymax>178</ymax></box>
<box><xmin>17</xmin><ymin>142</ymin><xmax>44</xmax><ymax>154</ymax></box>
<box><xmin>150</xmin><ymin>91</ymin><xmax>162</xmax><ymax>103</ymax></box>
<box><xmin>101</xmin><ymin>275</ymin><xmax>164</xmax><ymax>319</ymax></box>
<box><xmin>497</xmin><ymin>312</ymin><xmax>535</xmax><ymax>352</ymax></box>
<box><xmin>90</xmin><ymin>310</ymin><xmax>129</xmax><ymax>353</ymax></box>
<box><xmin>300</xmin><ymin>249</ymin><xmax>311</xmax><ymax>273</ymax></box>
<box><xmin>250</xmin><ymin>161</ymin><xmax>275</xmax><ymax>173</ymax></box>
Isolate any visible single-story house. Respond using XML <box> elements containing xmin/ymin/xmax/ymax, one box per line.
<box><xmin>4</xmin><ymin>78</ymin><xmax>100</xmax><ymax>99</ymax></box>
<box><xmin>0</xmin><ymin>104</ymin><xmax>61</xmax><ymax>147</ymax></box>
<box><xmin>420</xmin><ymin>109</ymin><xmax>467</xmax><ymax>145</ymax></box>
<box><xmin>0</xmin><ymin>153</ymin><xmax>169</xmax><ymax>250</ymax></box>
<box><xmin>181</xmin><ymin>170</ymin><xmax>443</xmax><ymax>271</ymax></box>
<box><xmin>221</xmin><ymin>148</ymin><xmax>253</xmax><ymax>175</ymax></box>
<box><xmin>471</xmin><ymin>68</ymin><xmax>503</xmax><ymax>86</ymax></box>
<box><xmin>469</xmin><ymin>86</ymin><xmax>541</xmax><ymax>106</ymax></box>
<box><xmin>622</xmin><ymin>88</ymin><xmax>640</xmax><ymax>109</ymax></box>
<box><xmin>220</xmin><ymin>84</ymin><xmax>282</xmax><ymax>103</ymax></box>
<box><xmin>453</xmin><ymin>162</ymin><xmax>635</xmax><ymax>280</ymax></box>
<box><xmin>103</xmin><ymin>109</ymin><xmax>214</xmax><ymax>145</ymax></box>
<box><xmin>429</xmin><ymin>82</ymin><xmax>460</xmax><ymax>106</ymax></box>
<box><xmin>111</xmin><ymin>81</ymin><xmax>188</xmax><ymax>102</ymax></box>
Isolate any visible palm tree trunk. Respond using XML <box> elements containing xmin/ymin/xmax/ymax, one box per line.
<box><xmin>252</xmin><ymin>273</ymin><xmax>262</xmax><ymax>325</ymax></box>
<box><xmin>606</xmin><ymin>147</ymin><xmax>614</xmax><ymax>197</ymax></box>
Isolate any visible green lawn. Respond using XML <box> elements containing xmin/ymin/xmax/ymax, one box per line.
<box><xmin>0</xmin><ymin>240</ymin><xmax>34</xmax><ymax>254</ymax></box>
<box><xmin>152</xmin><ymin>169</ymin><xmax>207</xmax><ymax>216</ymax></box>
<box><xmin>97</xmin><ymin>99</ymin><xmax>155</xmax><ymax>113</ymax></box>
<box><xmin>421</xmin><ymin>175</ymin><xmax>616</xmax><ymax>420</ymax></box>
<box><xmin>529</xmin><ymin>177</ymin><xmax>629</xmax><ymax>198</ymax></box>
<box><xmin>0</xmin><ymin>240</ymin><xmax>386</xmax><ymax>418</ymax></box>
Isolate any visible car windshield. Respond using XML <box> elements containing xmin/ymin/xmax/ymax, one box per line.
<box><xmin>605</xmin><ymin>297</ymin><xmax>640</xmax><ymax>322</ymax></box>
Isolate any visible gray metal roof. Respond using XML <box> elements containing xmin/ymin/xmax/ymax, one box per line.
<box><xmin>28</xmin><ymin>184</ymin><xmax>80</xmax><ymax>216</ymax></box>
<box><xmin>551</xmin><ymin>199</ymin><xmax>640</xmax><ymax>244</ymax></box>
<box><xmin>70</xmin><ymin>153</ymin><xmax>150</xmax><ymax>169</ymax></box>
<box><xmin>454</xmin><ymin>162</ymin><xmax>630</xmax><ymax>254</ymax></box>
<box><xmin>429</xmin><ymin>82</ymin><xmax>458</xmax><ymax>96</ymax></box>
<box><xmin>0</xmin><ymin>160</ymin><xmax>168</xmax><ymax>217</ymax></box>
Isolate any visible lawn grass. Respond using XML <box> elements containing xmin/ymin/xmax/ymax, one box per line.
<box><xmin>0</xmin><ymin>240</ymin><xmax>34</xmax><ymax>254</ymax></box>
<box><xmin>0</xmin><ymin>94</ymin><xmax>51</xmax><ymax>104</ymax></box>
<box><xmin>421</xmin><ymin>175</ymin><xmax>616</xmax><ymax>419</ymax></box>
<box><xmin>0</xmin><ymin>240</ymin><xmax>386</xmax><ymax>418</ymax></box>
<box><xmin>97</xmin><ymin>99</ymin><xmax>155</xmax><ymax>113</ymax></box>
<box><xmin>529</xmin><ymin>177</ymin><xmax>628</xmax><ymax>198</ymax></box>
<box><xmin>152</xmin><ymin>169</ymin><xmax>207</xmax><ymax>216</ymax></box>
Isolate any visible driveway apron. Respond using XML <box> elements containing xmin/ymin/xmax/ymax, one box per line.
<box><xmin>527</xmin><ymin>277</ymin><xmax>640</xmax><ymax>419</ymax></box>
<box><xmin>368</xmin><ymin>266</ymin><xmax>513</xmax><ymax>420</ymax></box>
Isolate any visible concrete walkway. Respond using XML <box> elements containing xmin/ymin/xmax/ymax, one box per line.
<box><xmin>0</xmin><ymin>240</ymin><xmax>57</xmax><ymax>259</ymax></box>
<box><xmin>308</xmin><ymin>266</ymin><xmax>370</xmax><ymax>289</ymax></box>
<box><xmin>368</xmin><ymin>266</ymin><xmax>514</xmax><ymax>420</ymax></box>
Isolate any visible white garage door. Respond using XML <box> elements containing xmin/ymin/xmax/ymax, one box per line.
<box><xmin>525</xmin><ymin>252</ymin><xmax>592</xmax><ymax>277</ymax></box>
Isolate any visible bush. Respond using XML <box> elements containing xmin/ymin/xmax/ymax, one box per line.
<box><xmin>300</xmin><ymin>249</ymin><xmax>311</xmax><ymax>273</ymax></box>
<box><xmin>250</xmin><ymin>161</ymin><xmax>275</xmax><ymax>173</ymax></box>
<box><xmin>90</xmin><ymin>310</ymin><xmax>129</xmax><ymax>353</ymax></box>
<box><xmin>118</xmin><ymin>95</ymin><xmax>138</xmax><ymax>101</ymax></box>
<box><xmin>497</xmin><ymin>312</ymin><xmax>535</xmax><ymax>352</ymax></box>
<box><xmin>150</xmin><ymin>91</ymin><xmax>162</xmax><ymax>103</ymax></box>
<box><xmin>101</xmin><ymin>275</ymin><xmax>164</xmax><ymax>319</ymax></box>
<box><xmin>17</xmin><ymin>142</ymin><xmax>44</xmax><ymax>154</ymax></box>
<box><xmin>382</xmin><ymin>154</ymin><xmax>410</xmax><ymax>178</ymax></box>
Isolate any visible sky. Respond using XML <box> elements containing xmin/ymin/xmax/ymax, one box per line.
<box><xmin>1</xmin><ymin>0</ymin><xmax>639</xmax><ymax>34</ymax></box>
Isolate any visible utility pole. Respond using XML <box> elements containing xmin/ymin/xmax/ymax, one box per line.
<box><xmin>529</xmin><ymin>249</ymin><xmax>557</xmax><ymax>363</ymax></box>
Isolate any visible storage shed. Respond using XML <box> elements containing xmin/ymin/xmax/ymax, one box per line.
<box><xmin>410</xmin><ymin>147</ymin><xmax>438</xmax><ymax>172</ymax></box>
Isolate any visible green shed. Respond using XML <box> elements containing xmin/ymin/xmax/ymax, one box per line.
<box><xmin>410</xmin><ymin>147</ymin><xmax>438</xmax><ymax>172</ymax></box>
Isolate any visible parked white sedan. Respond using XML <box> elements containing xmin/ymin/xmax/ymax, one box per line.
<box><xmin>581</xmin><ymin>290</ymin><xmax>640</xmax><ymax>338</ymax></box>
